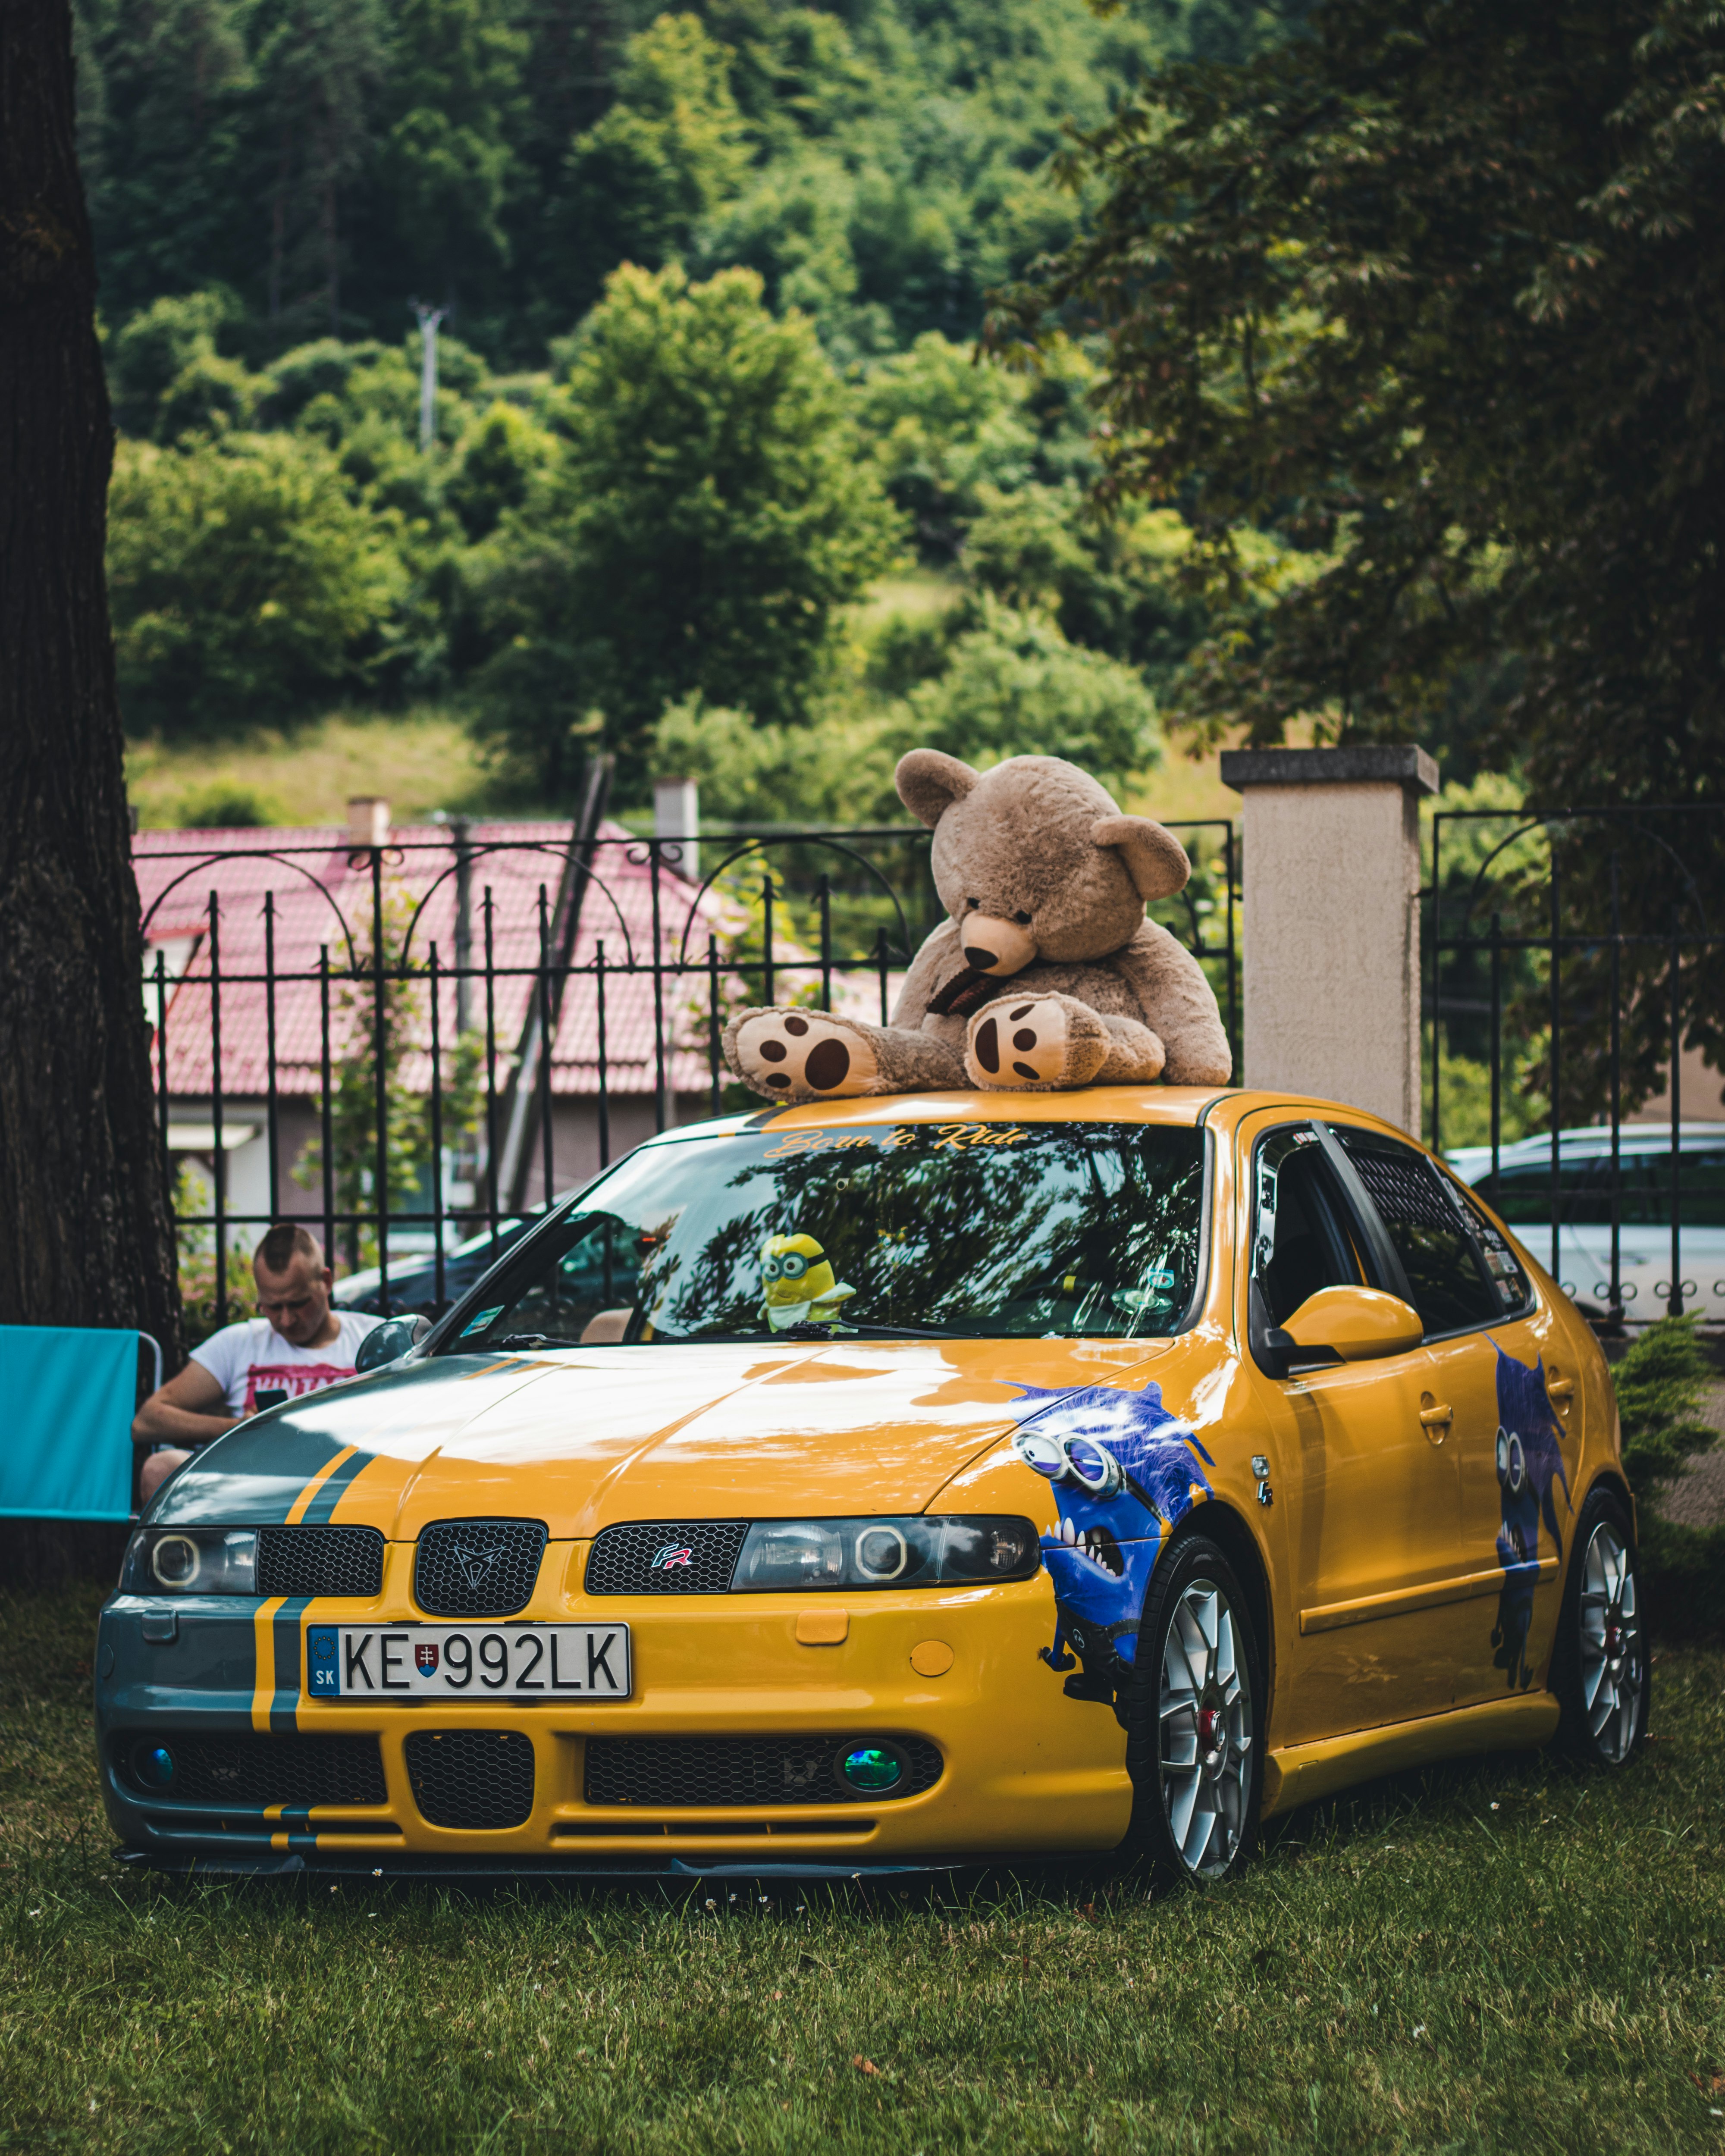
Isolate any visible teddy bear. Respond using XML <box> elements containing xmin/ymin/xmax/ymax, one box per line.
<box><xmin>721</xmin><ymin>750</ymin><xmax>1232</xmax><ymax>1102</ymax></box>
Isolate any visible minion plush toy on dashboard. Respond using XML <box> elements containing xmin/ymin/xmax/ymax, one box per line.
<box><xmin>759</xmin><ymin>1233</ymin><xmax>857</xmax><ymax>1332</ymax></box>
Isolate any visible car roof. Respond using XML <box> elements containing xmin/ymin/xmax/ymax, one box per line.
<box><xmin>653</xmin><ymin>1087</ymin><xmax>1415</xmax><ymax>1144</ymax></box>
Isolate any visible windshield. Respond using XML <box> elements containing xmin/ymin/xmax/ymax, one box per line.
<box><xmin>442</xmin><ymin>1121</ymin><xmax>1207</xmax><ymax>1348</ymax></box>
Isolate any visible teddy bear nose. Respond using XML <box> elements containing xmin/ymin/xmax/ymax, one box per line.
<box><xmin>961</xmin><ymin>916</ymin><xmax>1036</xmax><ymax>976</ymax></box>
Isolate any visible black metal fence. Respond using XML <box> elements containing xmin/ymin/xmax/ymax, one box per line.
<box><xmin>141</xmin><ymin>813</ymin><xmax>1240</xmax><ymax>1323</ymax></box>
<box><xmin>1427</xmin><ymin>804</ymin><xmax>1725</xmax><ymax>1324</ymax></box>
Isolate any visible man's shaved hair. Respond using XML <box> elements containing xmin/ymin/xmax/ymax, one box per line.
<box><xmin>256</xmin><ymin>1222</ymin><xmax>325</xmax><ymax>1275</ymax></box>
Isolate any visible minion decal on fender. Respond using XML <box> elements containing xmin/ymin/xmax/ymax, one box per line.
<box><xmin>1490</xmin><ymin>1345</ymin><xmax>1574</xmax><ymax>1689</ymax></box>
<box><xmin>1009</xmin><ymin>1379</ymin><xmax>1214</xmax><ymax>1719</ymax></box>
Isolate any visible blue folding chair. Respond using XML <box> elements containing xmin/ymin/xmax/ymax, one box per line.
<box><xmin>0</xmin><ymin>1327</ymin><xmax>161</xmax><ymax>1522</ymax></box>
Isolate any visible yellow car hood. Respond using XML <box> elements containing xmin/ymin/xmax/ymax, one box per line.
<box><xmin>159</xmin><ymin>1338</ymin><xmax>1178</xmax><ymax>1539</ymax></box>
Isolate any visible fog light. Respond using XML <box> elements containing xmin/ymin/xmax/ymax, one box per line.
<box><xmin>135</xmin><ymin>1744</ymin><xmax>176</xmax><ymax>1789</ymax></box>
<box><xmin>838</xmin><ymin>1743</ymin><xmax>903</xmax><ymax>1794</ymax></box>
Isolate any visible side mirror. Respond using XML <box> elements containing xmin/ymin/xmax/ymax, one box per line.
<box><xmin>355</xmin><ymin>1313</ymin><xmax>432</xmax><ymax>1374</ymax></box>
<box><xmin>1280</xmin><ymin>1286</ymin><xmax>1423</xmax><ymax>1367</ymax></box>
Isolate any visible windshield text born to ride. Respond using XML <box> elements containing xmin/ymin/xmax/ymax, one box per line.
<box><xmin>445</xmin><ymin>1122</ymin><xmax>1206</xmax><ymax>1348</ymax></box>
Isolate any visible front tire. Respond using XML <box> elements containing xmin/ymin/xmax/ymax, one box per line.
<box><xmin>1553</xmin><ymin>1489</ymin><xmax>1649</xmax><ymax>1767</ymax></box>
<box><xmin>1123</xmin><ymin>1533</ymin><xmax>1263</xmax><ymax>1886</ymax></box>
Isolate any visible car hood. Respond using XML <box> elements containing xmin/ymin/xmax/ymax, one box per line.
<box><xmin>150</xmin><ymin>1338</ymin><xmax>1181</xmax><ymax>1539</ymax></box>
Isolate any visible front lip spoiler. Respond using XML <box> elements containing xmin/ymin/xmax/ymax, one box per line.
<box><xmin>113</xmin><ymin>1846</ymin><xmax>961</xmax><ymax>1884</ymax></box>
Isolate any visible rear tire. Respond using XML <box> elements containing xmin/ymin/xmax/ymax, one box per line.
<box><xmin>1553</xmin><ymin>1489</ymin><xmax>1649</xmax><ymax>1767</ymax></box>
<box><xmin>1122</xmin><ymin>1532</ymin><xmax>1264</xmax><ymax>1887</ymax></box>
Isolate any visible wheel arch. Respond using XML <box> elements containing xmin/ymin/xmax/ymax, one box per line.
<box><xmin>1540</xmin><ymin>1468</ymin><xmax>1637</xmax><ymax>1694</ymax></box>
<box><xmin>1580</xmin><ymin>1465</ymin><xmax>1635</xmax><ymax>1532</ymax></box>
<box><xmin>1182</xmin><ymin>1498</ymin><xmax>1276</xmax><ymax>1714</ymax></box>
<box><xmin>1562</xmin><ymin>1469</ymin><xmax>1638</xmax><ymax>1594</ymax></box>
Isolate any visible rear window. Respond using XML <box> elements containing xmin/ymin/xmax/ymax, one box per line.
<box><xmin>1331</xmin><ymin>1126</ymin><xmax>1505</xmax><ymax>1336</ymax></box>
<box><xmin>443</xmin><ymin>1121</ymin><xmax>1208</xmax><ymax>1348</ymax></box>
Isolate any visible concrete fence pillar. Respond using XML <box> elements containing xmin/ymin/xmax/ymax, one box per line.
<box><xmin>1220</xmin><ymin>745</ymin><xmax>1439</xmax><ymax>1135</ymax></box>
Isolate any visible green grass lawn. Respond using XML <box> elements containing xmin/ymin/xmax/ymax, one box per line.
<box><xmin>124</xmin><ymin>709</ymin><xmax>508</xmax><ymax>832</ymax></box>
<box><xmin>3</xmin><ymin>1579</ymin><xmax>1722</xmax><ymax>2154</ymax></box>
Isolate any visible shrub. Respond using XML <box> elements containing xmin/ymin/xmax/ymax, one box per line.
<box><xmin>900</xmin><ymin>596</ymin><xmax>1160</xmax><ymax>793</ymax></box>
<box><xmin>1613</xmin><ymin>1315</ymin><xmax>1724</xmax><ymax>1638</ymax></box>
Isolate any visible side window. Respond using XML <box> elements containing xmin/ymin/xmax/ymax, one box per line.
<box><xmin>464</xmin><ymin>1213</ymin><xmax>645</xmax><ymax>1346</ymax></box>
<box><xmin>1329</xmin><ymin>1126</ymin><xmax>1502</xmax><ymax>1336</ymax></box>
<box><xmin>1253</xmin><ymin>1128</ymin><xmax>1367</xmax><ymax>1327</ymax></box>
<box><xmin>1451</xmin><ymin>1184</ymin><xmax>1533</xmax><ymax>1316</ymax></box>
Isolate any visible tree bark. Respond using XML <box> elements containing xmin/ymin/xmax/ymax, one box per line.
<box><xmin>0</xmin><ymin>0</ymin><xmax>182</xmax><ymax>1365</ymax></box>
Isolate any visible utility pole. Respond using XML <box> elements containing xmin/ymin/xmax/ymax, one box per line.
<box><xmin>411</xmin><ymin>300</ymin><xmax>447</xmax><ymax>451</ymax></box>
<box><xmin>452</xmin><ymin>814</ymin><xmax>473</xmax><ymax>1036</ymax></box>
<box><xmin>431</xmin><ymin>809</ymin><xmax>474</xmax><ymax>1033</ymax></box>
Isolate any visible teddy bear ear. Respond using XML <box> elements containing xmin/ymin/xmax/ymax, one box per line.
<box><xmin>895</xmin><ymin>749</ymin><xmax>979</xmax><ymax>829</ymax></box>
<box><xmin>1091</xmin><ymin>815</ymin><xmax>1191</xmax><ymax>901</ymax></box>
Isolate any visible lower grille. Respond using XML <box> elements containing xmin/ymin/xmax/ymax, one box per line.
<box><xmin>122</xmin><ymin>1732</ymin><xmax>386</xmax><ymax>1808</ymax></box>
<box><xmin>585</xmin><ymin>1521</ymin><xmax>748</xmax><ymax>1595</ymax></box>
<box><xmin>405</xmin><ymin>1730</ymin><xmax>535</xmax><ymax>1829</ymax></box>
<box><xmin>257</xmin><ymin>1525</ymin><xmax>385</xmax><ymax>1599</ymax></box>
<box><xmin>584</xmin><ymin>1735</ymin><xmax>942</xmax><ymax>1808</ymax></box>
<box><xmin>555</xmin><ymin>1819</ymin><xmax>874</xmax><ymax>1838</ymax></box>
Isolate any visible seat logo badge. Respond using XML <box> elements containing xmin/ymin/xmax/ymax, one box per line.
<box><xmin>651</xmin><ymin>1545</ymin><xmax>695</xmax><ymax>1570</ymax></box>
<box><xmin>415</xmin><ymin>1642</ymin><xmax>440</xmax><ymax>1674</ymax></box>
<box><xmin>454</xmin><ymin>1542</ymin><xmax>506</xmax><ymax>1589</ymax></box>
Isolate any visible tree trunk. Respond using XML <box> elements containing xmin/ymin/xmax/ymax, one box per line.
<box><xmin>0</xmin><ymin>0</ymin><xmax>182</xmax><ymax>1371</ymax></box>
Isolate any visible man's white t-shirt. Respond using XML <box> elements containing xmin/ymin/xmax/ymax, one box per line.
<box><xmin>189</xmin><ymin>1312</ymin><xmax>385</xmax><ymax>1416</ymax></box>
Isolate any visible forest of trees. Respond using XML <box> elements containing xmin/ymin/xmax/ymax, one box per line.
<box><xmin>85</xmin><ymin>0</ymin><xmax>1285</xmax><ymax>815</ymax></box>
<box><xmin>78</xmin><ymin>0</ymin><xmax>1276</xmax><ymax>363</ymax></box>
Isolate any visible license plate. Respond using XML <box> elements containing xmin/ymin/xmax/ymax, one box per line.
<box><xmin>305</xmin><ymin>1623</ymin><xmax>630</xmax><ymax>1701</ymax></box>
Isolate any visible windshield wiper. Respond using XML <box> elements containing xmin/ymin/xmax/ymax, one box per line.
<box><xmin>495</xmin><ymin>1332</ymin><xmax>585</xmax><ymax>1349</ymax></box>
<box><xmin>765</xmin><ymin>1321</ymin><xmax>961</xmax><ymax>1341</ymax></box>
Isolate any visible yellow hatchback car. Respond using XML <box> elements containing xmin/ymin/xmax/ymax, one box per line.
<box><xmin>98</xmin><ymin>1088</ymin><xmax>1645</xmax><ymax>1887</ymax></box>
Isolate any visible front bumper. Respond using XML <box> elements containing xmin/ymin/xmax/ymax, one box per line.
<box><xmin>96</xmin><ymin>1561</ymin><xmax>1135</xmax><ymax>1872</ymax></box>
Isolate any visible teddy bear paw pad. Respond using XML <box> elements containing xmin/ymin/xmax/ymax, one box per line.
<box><xmin>965</xmin><ymin>997</ymin><xmax>1105</xmax><ymax>1090</ymax></box>
<box><xmin>733</xmin><ymin>1010</ymin><xmax>879</xmax><ymax>1099</ymax></box>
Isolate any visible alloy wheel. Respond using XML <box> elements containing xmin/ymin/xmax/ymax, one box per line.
<box><xmin>1578</xmin><ymin>1520</ymin><xmax>1642</xmax><ymax>1764</ymax></box>
<box><xmin>1157</xmin><ymin>1577</ymin><xmax>1253</xmax><ymax>1877</ymax></box>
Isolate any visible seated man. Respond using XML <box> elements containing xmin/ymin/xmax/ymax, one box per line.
<box><xmin>134</xmin><ymin>1223</ymin><xmax>384</xmax><ymax>1504</ymax></box>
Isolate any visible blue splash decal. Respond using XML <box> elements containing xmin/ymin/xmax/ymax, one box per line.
<box><xmin>1007</xmin><ymin>1379</ymin><xmax>1214</xmax><ymax>1709</ymax></box>
<box><xmin>1490</xmin><ymin>1345</ymin><xmax>1574</xmax><ymax>1689</ymax></box>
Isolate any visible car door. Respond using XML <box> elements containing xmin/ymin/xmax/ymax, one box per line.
<box><xmin>1240</xmin><ymin>1119</ymin><xmax>1469</xmax><ymax>1745</ymax></box>
<box><xmin>1327</xmin><ymin>1123</ymin><xmax>1578</xmax><ymax>1706</ymax></box>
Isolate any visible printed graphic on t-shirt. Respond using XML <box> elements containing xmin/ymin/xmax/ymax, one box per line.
<box><xmin>243</xmin><ymin>1362</ymin><xmax>357</xmax><ymax>1414</ymax></box>
<box><xmin>191</xmin><ymin>1311</ymin><xmax>382</xmax><ymax>1414</ymax></box>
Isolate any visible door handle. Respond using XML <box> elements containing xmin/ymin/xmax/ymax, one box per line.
<box><xmin>1418</xmin><ymin>1397</ymin><xmax>1453</xmax><ymax>1432</ymax></box>
<box><xmin>1547</xmin><ymin>1376</ymin><xmax>1575</xmax><ymax>1403</ymax></box>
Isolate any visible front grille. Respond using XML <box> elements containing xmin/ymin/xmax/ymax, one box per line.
<box><xmin>584</xmin><ymin>1735</ymin><xmax>943</xmax><ymax>1808</ymax></box>
<box><xmin>414</xmin><ymin>1519</ymin><xmax>546</xmax><ymax>1617</ymax></box>
<box><xmin>123</xmin><ymin>1732</ymin><xmax>386</xmax><ymax>1807</ymax></box>
<box><xmin>405</xmin><ymin>1730</ymin><xmax>535</xmax><ymax>1829</ymax></box>
<box><xmin>585</xmin><ymin>1521</ymin><xmax>748</xmax><ymax>1595</ymax></box>
<box><xmin>256</xmin><ymin>1525</ymin><xmax>385</xmax><ymax>1599</ymax></box>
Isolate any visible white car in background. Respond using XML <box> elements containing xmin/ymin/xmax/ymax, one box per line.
<box><xmin>1447</xmin><ymin>1124</ymin><xmax>1725</xmax><ymax>1322</ymax></box>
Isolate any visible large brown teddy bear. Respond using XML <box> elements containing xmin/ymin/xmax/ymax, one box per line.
<box><xmin>722</xmin><ymin>750</ymin><xmax>1232</xmax><ymax>1102</ymax></box>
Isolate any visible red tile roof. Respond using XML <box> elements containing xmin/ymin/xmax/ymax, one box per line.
<box><xmin>134</xmin><ymin>820</ymin><xmax>741</xmax><ymax>1100</ymax></box>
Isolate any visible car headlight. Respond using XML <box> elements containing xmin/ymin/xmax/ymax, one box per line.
<box><xmin>731</xmin><ymin>1516</ymin><xmax>1039</xmax><ymax>1592</ymax></box>
<box><xmin>122</xmin><ymin>1526</ymin><xmax>257</xmax><ymax>1595</ymax></box>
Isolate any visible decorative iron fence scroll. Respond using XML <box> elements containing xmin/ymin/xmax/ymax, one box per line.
<box><xmin>1426</xmin><ymin>803</ymin><xmax>1725</xmax><ymax>1325</ymax></box>
<box><xmin>138</xmin><ymin>819</ymin><xmax>1239</xmax><ymax>1322</ymax></box>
